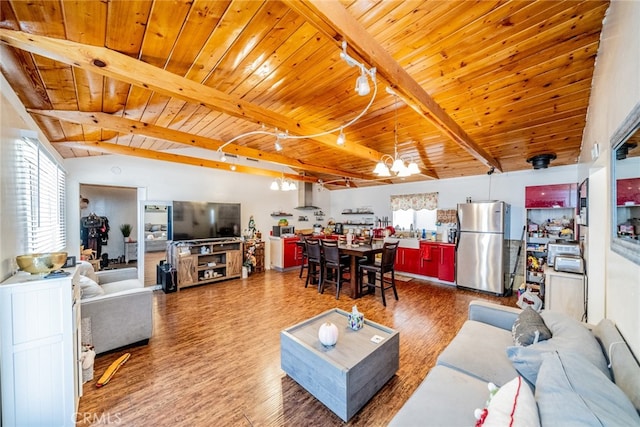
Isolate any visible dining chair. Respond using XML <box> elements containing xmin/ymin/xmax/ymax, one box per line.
<box><xmin>358</xmin><ymin>241</ymin><xmax>400</xmax><ymax>306</ymax></box>
<box><xmin>298</xmin><ymin>234</ymin><xmax>313</xmax><ymax>278</ymax></box>
<box><xmin>319</xmin><ymin>239</ymin><xmax>350</xmax><ymax>299</ymax></box>
<box><xmin>305</xmin><ymin>239</ymin><xmax>322</xmax><ymax>289</ymax></box>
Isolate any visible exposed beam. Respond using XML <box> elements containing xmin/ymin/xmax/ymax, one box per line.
<box><xmin>56</xmin><ymin>140</ymin><xmax>325</xmax><ymax>184</ymax></box>
<box><xmin>284</xmin><ymin>0</ymin><xmax>502</xmax><ymax>172</ymax></box>
<box><xmin>0</xmin><ymin>29</ymin><xmax>437</xmax><ymax>179</ymax></box>
<box><xmin>28</xmin><ymin>109</ymin><xmax>370</xmax><ymax>180</ymax></box>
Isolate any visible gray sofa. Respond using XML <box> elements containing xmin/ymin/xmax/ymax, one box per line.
<box><xmin>390</xmin><ymin>300</ymin><xmax>640</xmax><ymax>426</ymax></box>
<box><xmin>80</xmin><ymin>265</ymin><xmax>154</xmax><ymax>354</ymax></box>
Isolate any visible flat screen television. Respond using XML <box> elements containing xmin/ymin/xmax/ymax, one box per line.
<box><xmin>172</xmin><ymin>201</ymin><xmax>241</xmax><ymax>240</ymax></box>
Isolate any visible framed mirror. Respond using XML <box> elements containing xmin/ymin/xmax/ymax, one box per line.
<box><xmin>611</xmin><ymin>102</ymin><xmax>640</xmax><ymax>265</ymax></box>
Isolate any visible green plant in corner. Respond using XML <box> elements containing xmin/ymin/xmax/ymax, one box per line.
<box><xmin>119</xmin><ymin>223</ymin><xmax>132</xmax><ymax>239</ymax></box>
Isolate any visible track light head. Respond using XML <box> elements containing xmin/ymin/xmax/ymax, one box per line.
<box><xmin>337</xmin><ymin>129</ymin><xmax>346</xmax><ymax>146</ymax></box>
<box><xmin>355</xmin><ymin>73</ymin><xmax>370</xmax><ymax>96</ymax></box>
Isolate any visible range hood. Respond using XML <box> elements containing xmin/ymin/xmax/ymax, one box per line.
<box><xmin>295</xmin><ymin>182</ymin><xmax>319</xmax><ymax>210</ymax></box>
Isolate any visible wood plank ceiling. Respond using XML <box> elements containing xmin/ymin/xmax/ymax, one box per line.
<box><xmin>0</xmin><ymin>0</ymin><xmax>609</xmax><ymax>189</ymax></box>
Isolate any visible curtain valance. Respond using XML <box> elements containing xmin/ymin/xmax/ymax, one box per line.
<box><xmin>390</xmin><ymin>192</ymin><xmax>438</xmax><ymax>211</ymax></box>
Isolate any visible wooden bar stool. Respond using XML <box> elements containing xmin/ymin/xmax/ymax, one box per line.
<box><xmin>358</xmin><ymin>242</ymin><xmax>399</xmax><ymax>306</ymax></box>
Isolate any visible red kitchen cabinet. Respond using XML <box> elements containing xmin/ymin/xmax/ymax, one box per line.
<box><xmin>525</xmin><ymin>183</ymin><xmax>577</xmax><ymax>208</ymax></box>
<box><xmin>616</xmin><ymin>178</ymin><xmax>640</xmax><ymax>206</ymax></box>
<box><xmin>419</xmin><ymin>243</ymin><xmax>440</xmax><ymax>278</ymax></box>
<box><xmin>395</xmin><ymin>247</ymin><xmax>421</xmax><ymax>274</ymax></box>
<box><xmin>438</xmin><ymin>244</ymin><xmax>455</xmax><ymax>282</ymax></box>
<box><xmin>283</xmin><ymin>238</ymin><xmax>303</xmax><ymax>268</ymax></box>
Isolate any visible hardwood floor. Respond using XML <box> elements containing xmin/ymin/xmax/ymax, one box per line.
<box><xmin>77</xmin><ymin>270</ymin><xmax>516</xmax><ymax>426</ymax></box>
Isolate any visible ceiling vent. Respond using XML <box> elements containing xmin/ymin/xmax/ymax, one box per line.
<box><xmin>526</xmin><ymin>153</ymin><xmax>557</xmax><ymax>169</ymax></box>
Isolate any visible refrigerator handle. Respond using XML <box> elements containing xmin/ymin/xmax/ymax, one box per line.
<box><xmin>455</xmin><ymin>211</ymin><xmax>461</xmax><ymax>251</ymax></box>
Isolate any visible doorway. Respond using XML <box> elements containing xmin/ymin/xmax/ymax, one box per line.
<box><xmin>80</xmin><ymin>184</ymin><xmax>137</xmax><ymax>270</ymax></box>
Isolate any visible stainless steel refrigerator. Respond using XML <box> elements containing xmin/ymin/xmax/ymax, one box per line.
<box><xmin>456</xmin><ymin>201</ymin><xmax>510</xmax><ymax>295</ymax></box>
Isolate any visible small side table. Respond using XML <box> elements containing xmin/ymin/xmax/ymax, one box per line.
<box><xmin>125</xmin><ymin>241</ymin><xmax>138</xmax><ymax>263</ymax></box>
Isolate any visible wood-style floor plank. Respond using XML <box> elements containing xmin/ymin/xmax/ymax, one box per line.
<box><xmin>76</xmin><ymin>269</ymin><xmax>517</xmax><ymax>426</ymax></box>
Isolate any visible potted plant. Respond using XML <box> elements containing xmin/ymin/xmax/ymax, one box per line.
<box><xmin>120</xmin><ymin>223</ymin><xmax>132</xmax><ymax>242</ymax></box>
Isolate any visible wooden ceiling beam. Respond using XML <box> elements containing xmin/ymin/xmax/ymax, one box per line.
<box><xmin>0</xmin><ymin>29</ymin><xmax>438</xmax><ymax>179</ymax></box>
<box><xmin>55</xmin><ymin>139</ymin><xmax>326</xmax><ymax>185</ymax></box>
<box><xmin>28</xmin><ymin>109</ymin><xmax>370</xmax><ymax>180</ymax></box>
<box><xmin>284</xmin><ymin>0</ymin><xmax>502</xmax><ymax>173</ymax></box>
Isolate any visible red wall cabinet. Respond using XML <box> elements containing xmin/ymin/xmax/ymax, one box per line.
<box><xmin>525</xmin><ymin>183</ymin><xmax>577</xmax><ymax>208</ymax></box>
<box><xmin>616</xmin><ymin>178</ymin><xmax>640</xmax><ymax>206</ymax></box>
<box><xmin>438</xmin><ymin>244</ymin><xmax>455</xmax><ymax>282</ymax></box>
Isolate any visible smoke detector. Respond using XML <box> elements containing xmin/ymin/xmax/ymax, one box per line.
<box><xmin>526</xmin><ymin>153</ymin><xmax>557</xmax><ymax>169</ymax></box>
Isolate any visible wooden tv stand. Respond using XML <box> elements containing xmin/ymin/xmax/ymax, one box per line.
<box><xmin>169</xmin><ymin>238</ymin><xmax>243</xmax><ymax>290</ymax></box>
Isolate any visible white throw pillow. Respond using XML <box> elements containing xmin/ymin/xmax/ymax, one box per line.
<box><xmin>79</xmin><ymin>275</ymin><xmax>104</xmax><ymax>299</ymax></box>
<box><xmin>475</xmin><ymin>376</ymin><xmax>540</xmax><ymax>427</ymax></box>
<box><xmin>76</xmin><ymin>260</ymin><xmax>99</xmax><ymax>283</ymax></box>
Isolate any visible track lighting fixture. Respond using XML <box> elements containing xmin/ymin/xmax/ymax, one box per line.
<box><xmin>340</xmin><ymin>41</ymin><xmax>376</xmax><ymax>97</ymax></box>
<box><xmin>337</xmin><ymin>128</ymin><xmax>346</xmax><ymax>146</ymax></box>
<box><xmin>218</xmin><ymin>149</ymin><xmax>227</xmax><ymax>162</ymax></box>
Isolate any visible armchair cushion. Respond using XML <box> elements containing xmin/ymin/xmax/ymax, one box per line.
<box><xmin>79</xmin><ymin>275</ymin><xmax>104</xmax><ymax>299</ymax></box>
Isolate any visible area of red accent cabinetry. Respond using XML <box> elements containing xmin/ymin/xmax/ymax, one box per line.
<box><xmin>395</xmin><ymin>247</ymin><xmax>421</xmax><ymax>275</ymax></box>
<box><xmin>419</xmin><ymin>243</ymin><xmax>440</xmax><ymax>278</ymax></box>
<box><xmin>438</xmin><ymin>244</ymin><xmax>456</xmax><ymax>282</ymax></box>
<box><xmin>525</xmin><ymin>183</ymin><xmax>577</xmax><ymax>208</ymax></box>
<box><xmin>616</xmin><ymin>178</ymin><xmax>640</xmax><ymax>206</ymax></box>
<box><xmin>283</xmin><ymin>237</ymin><xmax>303</xmax><ymax>268</ymax></box>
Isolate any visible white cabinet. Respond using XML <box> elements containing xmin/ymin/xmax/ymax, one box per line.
<box><xmin>1</xmin><ymin>267</ymin><xmax>82</xmax><ymax>426</ymax></box>
<box><xmin>269</xmin><ymin>237</ymin><xmax>284</xmax><ymax>270</ymax></box>
<box><xmin>125</xmin><ymin>241</ymin><xmax>138</xmax><ymax>263</ymax></box>
<box><xmin>544</xmin><ymin>266</ymin><xmax>586</xmax><ymax>322</ymax></box>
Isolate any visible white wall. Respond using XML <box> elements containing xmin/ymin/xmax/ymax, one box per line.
<box><xmin>578</xmin><ymin>0</ymin><xmax>640</xmax><ymax>356</ymax></box>
<box><xmin>64</xmin><ymin>152</ymin><xmax>331</xmax><ymax>269</ymax></box>
<box><xmin>329</xmin><ymin>166</ymin><xmax>578</xmax><ymax>240</ymax></box>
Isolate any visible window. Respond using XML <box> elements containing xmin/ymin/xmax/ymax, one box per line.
<box><xmin>16</xmin><ymin>137</ymin><xmax>66</xmax><ymax>253</ymax></box>
<box><xmin>392</xmin><ymin>208</ymin><xmax>437</xmax><ymax>231</ymax></box>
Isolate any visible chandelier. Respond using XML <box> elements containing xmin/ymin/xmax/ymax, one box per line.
<box><xmin>270</xmin><ymin>173</ymin><xmax>298</xmax><ymax>191</ymax></box>
<box><xmin>373</xmin><ymin>88</ymin><xmax>420</xmax><ymax>177</ymax></box>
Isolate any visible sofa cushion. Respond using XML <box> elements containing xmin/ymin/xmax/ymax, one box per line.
<box><xmin>389</xmin><ymin>365</ymin><xmax>489</xmax><ymax>427</ymax></box>
<box><xmin>476</xmin><ymin>376</ymin><xmax>540</xmax><ymax>427</ymax></box>
<box><xmin>512</xmin><ymin>306</ymin><xmax>552</xmax><ymax>346</ymax></box>
<box><xmin>79</xmin><ymin>275</ymin><xmax>104</xmax><ymax>299</ymax></box>
<box><xmin>437</xmin><ymin>320</ymin><xmax>518</xmax><ymax>386</ymax></box>
<box><xmin>507</xmin><ymin>311</ymin><xmax>611</xmax><ymax>386</ymax></box>
<box><xmin>77</xmin><ymin>260</ymin><xmax>99</xmax><ymax>283</ymax></box>
<box><xmin>100</xmin><ymin>278</ymin><xmax>143</xmax><ymax>294</ymax></box>
<box><xmin>592</xmin><ymin>319</ymin><xmax>640</xmax><ymax>413</ymax></box>
<box><xmin>535</xmin><ymin>350</ymin><xmax>640</xmax><ymax>426</ymax></box>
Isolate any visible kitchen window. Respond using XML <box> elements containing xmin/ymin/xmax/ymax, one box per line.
<box><xmin>16</xmin><ymin>136</ymin><xmax>66</xmax><ymax>253</ymax></box>
<box><xmin>391</xmin><ymin>192</ymin><xmax>438</xmax><ymax>231</ymax></box>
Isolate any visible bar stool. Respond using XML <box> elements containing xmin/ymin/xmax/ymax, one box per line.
<box><xmin>305</xmin><ymin>239</ymin><xmax>322</xmax><ymax>289</ymax></box>
<box><xmin>358</xmin><ymin>241</ymin><xmax>399</xmax><ymax>306</ymax></box>
<box><xmin>319</xmin><ymin>239</ymin><xmax>350</xmax><ymax>299</ymax></box>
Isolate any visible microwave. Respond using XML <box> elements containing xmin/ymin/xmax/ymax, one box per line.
<box><xmin>272</xmin><ymin>226</ymin><xmax>295</xmax><ymax>236</ymax></box>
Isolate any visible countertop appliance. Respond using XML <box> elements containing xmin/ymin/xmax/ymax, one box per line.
<box><xmin>547</xmin><ymin>241</ymin><xmax>581</xmax><ymax>267</ymax></box>
<box><xmin>456</xmin><ymin>201</ymin><xmax>511</xmax><ymax>295</ymax></box>
<box><xmin>272</xmin><ymin>225</ymin><xmax>295</xmax><ymax>237</ymax></box>
<box><xmin>554</xmin><ymin>254</ymin><xmax>585</xmax><ymax>274</ymax></box>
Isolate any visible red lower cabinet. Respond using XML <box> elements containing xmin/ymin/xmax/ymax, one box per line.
<box><xmin>283</xmin><ymin>238</ymin><xmax>303</xmax><ymax>268</ymax></box>
<box><xmin>419</xmin><ymin>243</ymin><xmax>440</xmax><ymax>278</ymax></box>
<box><xmin>395</xmin><ymin>247</ymin><xmax>421</xmax><ymax>274</ymax></box>
<box><xmin>438</xmin><ymin>244</ymin><xmax>455</xmax><ymax>282</ymax></box>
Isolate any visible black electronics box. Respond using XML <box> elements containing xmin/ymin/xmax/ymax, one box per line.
<box><xmin>157</xmin><ymin>261</ymin><xmax>177</xmax><ymax>293</ymax></box>
<box><xmin>63</xmin><ymin>256</ymin><xmax>76</xmax><ymax>268</ymax></box>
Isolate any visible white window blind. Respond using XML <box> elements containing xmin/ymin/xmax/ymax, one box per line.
<box><xmin>16</xmin><ymin>137</ymin><xmax>66</xmax><ymax>253</ymax></box>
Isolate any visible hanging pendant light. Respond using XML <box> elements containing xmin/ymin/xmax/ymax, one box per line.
<box><xmin>372</xmin><ymin>88</ymin><xmax>421</xmax><ymax>177</ymax></box>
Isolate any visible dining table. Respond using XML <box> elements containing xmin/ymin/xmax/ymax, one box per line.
<box><xmin>338</xmin><ymin>242</ymin><xmax>384</xmax><ymax>299</ymax></box>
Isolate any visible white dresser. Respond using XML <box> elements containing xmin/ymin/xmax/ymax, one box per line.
<box><xmin>125</xmin><ymin>241</ymin><xmax>138</xmax><ymax>263</ymax></box>
<box><xmin>0</xmin><ymin>267</ymin><xmax>82</xmax><ymax>426</ymax></box>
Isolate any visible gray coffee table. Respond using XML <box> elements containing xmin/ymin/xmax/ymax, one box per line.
<box><xmin>280</xmin><ymin>308</ymin><xmax>399</xmax><ymax>421</ymax></box>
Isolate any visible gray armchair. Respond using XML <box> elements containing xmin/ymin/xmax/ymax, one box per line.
<box><xmin>81</xmin><ymin>267</ymin><xmax>154</xmax><ymax>354</ymax></box>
